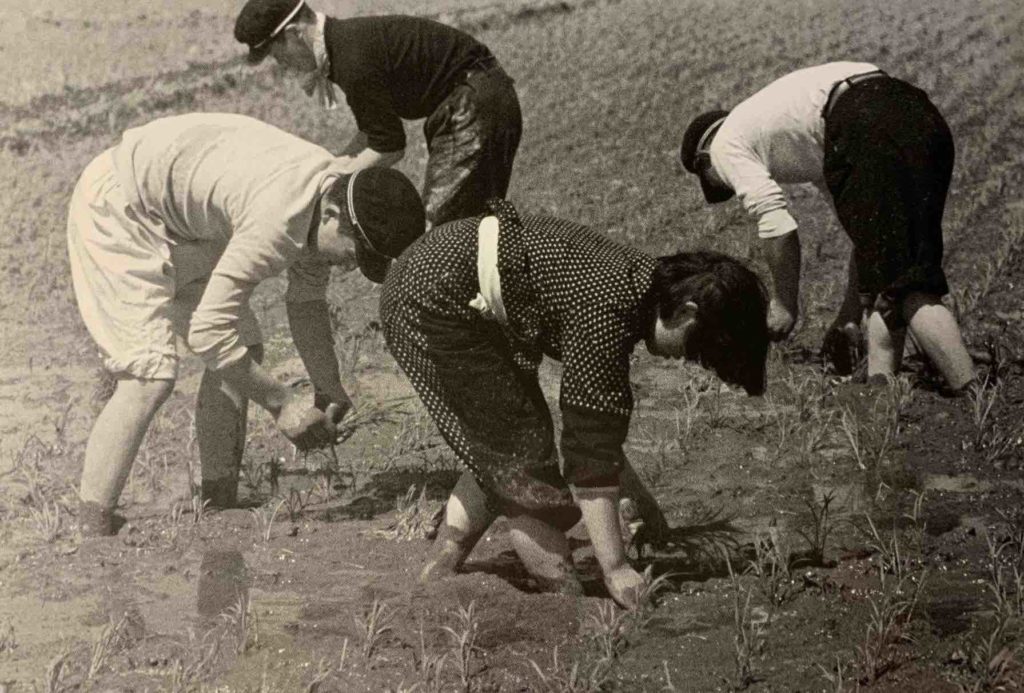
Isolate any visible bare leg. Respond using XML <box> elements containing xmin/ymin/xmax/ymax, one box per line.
<box><xmin>197</xmin><ymin>345</ymin><xmax>262</xmax><ymax>508</ymax></box>
<box><xmin>574</xmin><ymin>486</ymin><xmax>645</xmax><ymax>607</ymax></box>
<box><xmin>420</xmin><ymin>471</ymin><xmax>495</xmax><ymax>581</ymax></box>
<box><xmin>79</xmin><ymin>377</ymin><xmax>175</xmax><ymax>532</ymax></box>
<box><xmin>865</xmin><ymin>311</ymin><xmax>906</xmax><ymax>383</ymax></box>
<box><xmin>507</xmin><ymin>515</ymin><xmax>581</xmax><ymax>594</ymax></box>
<box><xmin>903</xmin><ymin>292</ymin><xmax>975</xmax><ymax>390</ymax></box>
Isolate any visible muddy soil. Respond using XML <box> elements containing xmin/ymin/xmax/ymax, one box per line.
<box><xmin>1</xmin><ymin>0</ymin><xmax>1023</xmax><ymax>690</ymax></box>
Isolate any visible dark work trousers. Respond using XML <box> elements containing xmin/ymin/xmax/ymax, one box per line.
<box><xmin>382</xmin><ymin>304</ymin><xmax>581</xmax><ymax>531</ymax></box>
<box><xmin>823</xmin><ymin>77</ymin><xmax>954</xmax><ymax>326</ymax></box>
<box><xmin>422</xmin><ymin>65</ymin><xmax>522</xmax><ymax>227</ymax></box>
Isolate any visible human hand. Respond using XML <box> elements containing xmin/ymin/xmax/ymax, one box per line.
<box><xmin>767</xmin><ymin>299</ymin><xmax>796</xmax><ymax>341</ymax></box>
<box><xmin>275</xmin><ymin>392</ymin><xmax>340</xmax><ymax>450</ymax></box>
<box><xmin>604</xmin><ymin>565</ymin><xmax>646</xmax><ymax>608</ymax></box>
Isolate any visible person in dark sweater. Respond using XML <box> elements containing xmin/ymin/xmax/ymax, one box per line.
<box><xmin>235</xmin><ymin>0</ymin><xmax>522</xmax><ymax>228</ymax></box>
<box><xmin>381</xmin><ymin>199</ymin><xmax>769</xmax><ymax>606</ymax></box>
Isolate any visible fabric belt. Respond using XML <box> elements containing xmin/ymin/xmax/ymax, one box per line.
<box><xmin>821</xmin><ymin>70</ymin><xmax>889</xmax><ymax>120</ymax></box>
<box><xmin>469</xmin><ymin>216</ymin><xmax>507</xmax><ymax>323</ymax></box>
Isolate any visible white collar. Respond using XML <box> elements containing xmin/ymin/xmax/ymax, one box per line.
<box><xmin>313</xmin><ymin>12</ymin><xmax>330</xmax><ymax>74</ymax></box>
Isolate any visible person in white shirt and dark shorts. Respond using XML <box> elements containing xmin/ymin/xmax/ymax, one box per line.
<box><xmin>679</xmin><ymin>62</ymin><xmax>975</xmax><ymax>394</ymax></box>
<box><xmin>67</xmin><ymin>113</ymin><xmax>425</xmax><ymax>535</ymax></box>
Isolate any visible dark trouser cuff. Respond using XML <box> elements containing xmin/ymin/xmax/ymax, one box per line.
<box><xmin>201</xmin><ymin>478</ymin><xmax>239</xmax><ymax>509</ymax></box>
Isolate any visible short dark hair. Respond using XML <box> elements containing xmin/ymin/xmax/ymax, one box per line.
<box><xmin>651</xmin><ymin>250</ymin><xmax>768</xmax><ymax>395</ymax></box>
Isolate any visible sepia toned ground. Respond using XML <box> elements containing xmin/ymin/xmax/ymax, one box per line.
<box><xmin>1</xmin><ymin>0</ymin><xmax>1023</xmax><ymax>690</ymax></box>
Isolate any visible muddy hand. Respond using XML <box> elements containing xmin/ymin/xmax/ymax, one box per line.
<box><xmin>767</xmin><ymin>299</ymin><xmax>796</xmax><ymax>341</ymax></box>
<box><xmin>277</xmin><ymin>395</ymin><xmax>337</xmax><ymax>450</ymax></box>
<box><xmin>605</xmin><ymin>566</ymin><xmax>646</xmax><ymax>609</ymax></box>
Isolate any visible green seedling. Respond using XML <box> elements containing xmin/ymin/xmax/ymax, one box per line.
<box><xmin>28</xmin><ymin>498</ymin><xmax>61</xmax><ymax>543</ymax></box>
<box><xmin>414</xmin><ymin>620</ymin><xmax>447</xmax><ymax>693</ymax></box>
<box><xmin>355</xmin><ymin>597</ymin><xmax>393</xmax><ymax>660</ymax></box>
<box><xmin>796</xmin><ymin>491</ymin><xmax>837</xmax><ymax>565</ymax></box>
<box><xmin>443</xmin><ymin>600</ymin><xmax>481</xmax><ymax>691</ymax></box>
<box><xmin>748</xmin><ymin>528</ymin><xmax>797</xmax><ymax>619</ymax></box>
<box><xmin>528</xmin><ymin>644</ymin><xmax>612</xmax><ymax>693</ymax></box>
<box><xmin>87</xmin><ymin>613</ymin><xmax>131</xmax><ymax>679</ymax></box>
<box><xmin>959</xmin><ymin>616</ymin><xmax>1018</xmax><ymax>692</ymax></box>
<box><xmin>816</xmin><ymin>656</ymin><xmax>849</xmax><ymax>693</ymax></box>
<box><xmin>250</xmin><ymin>498</ymin><xmax>286</xmax><ymax>544</ymax></box>
<box><xmin>169</xmin><ymin>627</ymin><xmax>225</xmax><ymax>692</ymax></box>
<box><xmin>585</xmin><ymin>600</ymin><xmax>629</xmax><ymax>663</ymax></box>
<box><xmin>220</xmin><ymin>593</ymin><xmax>260</xmax><ymax>654</ymax></box>
<box><xmin>283</xmin><ymin>487</ymin><xmax>312</xmax><ymax>523</ymax></box>
<box><xmin>854</xmin><ymin>572</ymin><xmax>926</xmax><ymax>685</ymax></box>
<box><xmin>726</xmin><ymin>555</ymin><xmax>764</xmax><ymax>690</ymax></box>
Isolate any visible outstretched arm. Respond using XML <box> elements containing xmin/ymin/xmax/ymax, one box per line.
<box><xmin>336</xmin><ymin>131</ymin><xmax>405</xmax><ymax>171</ymax></box>
<box><xmin>572</xmin><ymin>485</ymin><xmax>645</xmax><ymax>607</ymax></box>
<box><xmin>761</xmin><ymin>230</ymin><xmax>802</xmax><ymax>340</ymax></box>
<box><xmin>213</xmin><ymin>351</ymin><xmax>339</xmax><ymax>449</ymax></box>
<box><xmin>287</xmin><ymin>299</ymin><xmax>353</xmax><ymax>416</ymax></box>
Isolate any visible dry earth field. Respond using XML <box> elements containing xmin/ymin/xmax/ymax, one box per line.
<box><xmin>1</xmin><ymin>0</ymin><xmax>1023</xmax><ymax>690</ymax></box>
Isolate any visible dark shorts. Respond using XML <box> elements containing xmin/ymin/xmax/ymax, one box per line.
<box><xmin>823</xmin><ymin>77</ymin><xmax>953</xmax><ymax>312</ymax></box>
<box><xmin>380</xmin><ymin>281</ymin><xmax>580</xmax><ymax>530</ymax></box>
<box><xmin>422</xmin><ymin>65</ymin><xmax>523</xmax><ymax>227</ymax></box>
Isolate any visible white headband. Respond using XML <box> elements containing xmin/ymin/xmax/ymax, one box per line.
<box><xmin>696</xmin><ymin>116</ymin><xmax>727</xmax><ymax>156</ymax></box>
<box><xmin>253</xmin><ymin>0</ymin><xmax>306</xmax><ymax>50</ymax></box>
<box><xmin>346</xmin><ymin>169</ymin><xmax>383</xmax><ymax>256</ymax></box>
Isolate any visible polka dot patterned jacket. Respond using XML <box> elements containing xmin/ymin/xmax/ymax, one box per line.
<box><xmin>381</xmin><ymin>199</ymin><xmax>656</xmax><ymax>504</ymax></box>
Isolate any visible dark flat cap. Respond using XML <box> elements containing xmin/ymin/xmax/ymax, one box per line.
<box><xmin>234</xmin><ymin>0</ymin><xmax>305</xmax><ymax>64</ymax></box>
<box><xmin>343</xmin><ymin>168</ymin><xmax>426</xmax><ymax>283</ymax></box>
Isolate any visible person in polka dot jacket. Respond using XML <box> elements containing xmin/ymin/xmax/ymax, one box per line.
<box><xmin>381</xmin><ymin>198</ymin><xmax>769</xmax><ymax>606</ymax></box>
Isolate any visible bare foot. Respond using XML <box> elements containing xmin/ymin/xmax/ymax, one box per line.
<box><xmin>604</xmin><ymin>566</ymin><xmax>645</xmax><ymax>608</ymax></box>
<box><xmin>419</xmin><ymin>540</ymin><xmax>468</xmax><ymax>582</ymax></box>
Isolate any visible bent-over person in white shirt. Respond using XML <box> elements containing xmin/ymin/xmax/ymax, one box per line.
<box><xmin>67</xmin><ymin>113</ymin><xmax>424</xmax><ymax>535</ymax></box>
<box><xmin>679</xmin><ymin>61</ymin><xmax>975</xmax><ymax>393</ymax></box>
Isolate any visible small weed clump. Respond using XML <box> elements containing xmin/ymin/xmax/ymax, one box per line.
<box><xmin>374</xmin><ymin>485</ymin><xmax>441</xmax><ymax>541</ymax></box>
<box><xmin>851</xmin><ymin>511</ymin><xmax>929</xmax><ymax>685</ymax></box>
<box><xmin>87</xmin><ymin>612</ymin><xmax>135</xmax><ymax>679</ymax></box>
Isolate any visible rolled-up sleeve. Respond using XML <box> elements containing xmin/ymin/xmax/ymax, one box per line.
<box><xmin>188</xmin><ymin>229</ymin><xmax>299</xmax><ymax>369</ymax></box>
<box><xmin>712</xmin><ymin>139</ymin><xmax>797</xmax><ymax>239</ymax></box>
<box><xmin>558</xmin><ymin>305</ymin><xmax>635</xmax><ymax>487</ymax></box>
<box><xmin>347</xmin><ymin>80</ymin><xmax>406</xmax><ymax>153</ymax></box>
<box><xmin>188</xmin><ymin>272</ymin><xmax>256</xmax><ymax>369</ymax></box>
<box><xmin>561</xmin><ymin>406</ymin><xmax>629</xmax><ymax>487</ymax></box>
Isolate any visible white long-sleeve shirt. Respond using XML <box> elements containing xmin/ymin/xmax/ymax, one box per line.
<box><xmin>112</xmin><ymin>113</ymin><xmax>340</xmax><ymax>369</ymax></box>
<box><xmin>709</xmin><ymin>61</ymin><xmax>879</xmax><ymax>239</ymax></box>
